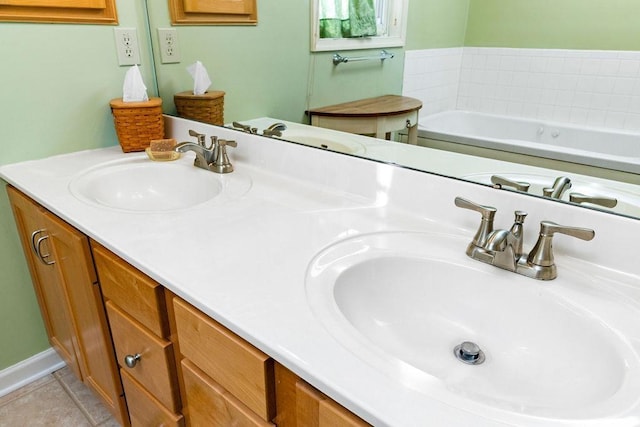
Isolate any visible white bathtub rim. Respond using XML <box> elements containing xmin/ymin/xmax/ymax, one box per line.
<box><xmin>419</xmin><ymin>111</ymin><xmax>640</xmax><ymax>175</ymax></box>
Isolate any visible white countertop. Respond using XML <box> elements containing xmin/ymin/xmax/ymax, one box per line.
<box><xmin>2</xmin><ymin>116</ymin><xmax>639</xmax><ymax>426</ymax></box>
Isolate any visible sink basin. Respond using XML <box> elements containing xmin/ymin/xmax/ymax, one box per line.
<box><xmin>306</xmin><ymin>231</ymin><xmax>640</xmax><ymax>423</ymax></box>
<box><xmin>69</xmin><ymin>156</ymin><xmax>251</xmax><ymax>212</ymax></box>
<box><xmin>280</xmin><ymin>131</ymin><xmax>366</xmax><ymax>155</ymax></box>
<box><xmin>462</xmin><ymin>172</ymin><xmax>640</xmax><ymax>217</ymax></box>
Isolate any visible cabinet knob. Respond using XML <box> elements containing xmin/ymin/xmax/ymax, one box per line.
<box><xmin>124</xmin><ymin>353</ymin><xmax>141</xmax><ymax>368</ymax></box>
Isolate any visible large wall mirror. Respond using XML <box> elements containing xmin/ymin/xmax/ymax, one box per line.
<box><xmin>141</xmin><ymin>0</ymin><xmax>640</xmax><ymax>220</ymax></box>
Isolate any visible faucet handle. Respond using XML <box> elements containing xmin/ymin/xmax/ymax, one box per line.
<box><xmin>232</xmin><ymin>121</ymin><xmax>251</xmax><ymax>132</ymax></box>
<box><xmin>455</xmin><ymin>197</ymin><xmax>497</xmax><ymax>247</ymax></box>
<box><xmin>527</xmin><ymin>221</ymin><xmax>595</xmax><ymax>269</ymax></box>
<box><xmin>188</xmin><ymin>130</ymin><xmax>206</xmax><ymax>146</ymax></box>
<box><xmin>211</xmin><ymin>139</ymin><xmax>237</xmax><ymax>174</ymax></box>
<box><xmin>219</xmin><ymin>139</ymin><xmax>237</xmax><ymax>148</ymax></box>
<box><xmin>569</xmin><ymin>193</ymin><xmax>618</xmax><ymax>209</ymax></box>
<box><xmin>491</xmin><ymin>175</ymin><xmax>531</xmax><ymax>193</ymax></box>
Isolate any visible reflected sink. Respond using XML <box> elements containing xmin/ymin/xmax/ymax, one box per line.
<box><xmin>69</xmin><ymin>156</ymin><xmax>251</xmax><ymax>212</ymax></box>
<box><xmin>280</xmin><ymin>130</ymin><xmax>366</xmax><ymax>155</ymax></box>
<box><xmin>306</xmin><ymin>231</ymin><xmax>640</xmax><ymax>423</ymax></box>
<box><xmin>463</xmin><ymin>172</ymin><xmax>640</xmax><ymax>217</ymax></box>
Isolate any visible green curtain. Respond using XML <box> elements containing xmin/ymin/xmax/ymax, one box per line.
<box><xmin>319</xmin><ymin>0</ymin><xmax>377</xmax><ymax>39</ymax></box>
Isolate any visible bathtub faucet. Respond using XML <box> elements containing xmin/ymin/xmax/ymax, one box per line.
<box><xmin>455</xmin><ymin>197</ymin><xmax>595</xmax><ymax>280</ymax></box>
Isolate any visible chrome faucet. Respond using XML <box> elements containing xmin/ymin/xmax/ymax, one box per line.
<box><xmin>543</xmin><ymin>176</ymin><xmax>572</xmax><ymax>199</ymax></box>
<box><xmin>262</xmin><ymin>122</ymin><xmax>287</xmax><ymax>137</ymax></box>
<box><xmin>175</xmin><ymin>129</ymin><xmax>237</xmax><ymax>174</ymax></box>
<box><xmin>455</xmin><ymin>197</ymin><xmax>595</xmax><ymax>280</ymax></box>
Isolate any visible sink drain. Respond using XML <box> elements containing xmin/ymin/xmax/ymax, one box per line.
<box><xmin>454</xmin><ymin>341</ymin><xmax>485</xmax><ymax>365</ymax></box>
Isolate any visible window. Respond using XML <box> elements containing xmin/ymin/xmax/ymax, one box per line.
<box><xmin>311</xmin><ymin>0</ymin><xmax>408</xmax><ymax>52</ymax></box>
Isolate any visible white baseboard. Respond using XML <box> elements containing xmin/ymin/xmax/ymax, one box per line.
<box><xmin>0</xmin><ymin>348</ymin><xmax>65</xmax><ymax>397</ymax></box>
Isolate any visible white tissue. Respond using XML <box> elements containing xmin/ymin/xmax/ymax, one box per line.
<box><xmin>187</xmin><ymin>61</ymin><xmax>211</xmax><ymax>95</ymax></box>
<box><xmin>122</xmin><ymin>65</ymin><xmax>149</xmax><ymax>102</ymax></box>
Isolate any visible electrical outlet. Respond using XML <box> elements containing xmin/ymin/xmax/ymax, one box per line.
<box><xmin>114</xmin><ymin>28</ymin><xmax>141</xmax><ymax>66</ymax></box>
<box><xmin>158</xmin><ymin>28</ymin><xmax>181</xmax><ymax>64</ymax></box>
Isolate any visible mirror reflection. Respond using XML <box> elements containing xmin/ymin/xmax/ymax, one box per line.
<box><xmin>144</xmin><ymin>0</ymin><xmax>640</xmax><ymax>219</ymax></box>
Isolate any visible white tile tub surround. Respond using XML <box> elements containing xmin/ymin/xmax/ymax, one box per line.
<box><xmin>403</xmin><ymin>48</ymin><xmax>463</xmax><ymax>117</ymax></box>
<box><xmin>404</xmin><ymin>47</ymin><xmax>640</xmax><ymax>131</ymax></box>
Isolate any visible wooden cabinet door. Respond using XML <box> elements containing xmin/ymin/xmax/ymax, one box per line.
<box><xmin>169</xmin><ymin>0</ymin><xmax>257</xmax><ymax>24</ymax></box>
<box><xmin>44</xmin><ymin>212</ymin><xmax>129</xmax><ymax>426</ymax></box>
<box><xmin>0</xmin><ymin>0</ymin><xmax>118</xmax><ymax>24</ymax></box>
<box><xmin>7</xmin><ymin>187</ymin><xmax>81</xmax><ymax>379</ymax></box>
<box><xmin>7</xmin><ymin>187</ymin><xmax>128</xmax><ymax>426</ymax></box>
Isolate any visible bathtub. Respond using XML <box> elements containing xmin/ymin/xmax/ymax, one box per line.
<box><xmin>418</xmin><ymin>111</ymin><xmax>640</xmax><ymax>175</ymax></box>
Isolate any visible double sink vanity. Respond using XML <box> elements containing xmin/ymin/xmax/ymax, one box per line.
<box><xmin>2</xmin><ymin>116</ymin><xmax>640</xmax><ymax>426</ymax></box>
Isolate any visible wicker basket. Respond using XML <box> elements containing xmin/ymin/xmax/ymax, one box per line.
<box><xmin>174</xmin><ymin>91</ymin><xmax>225</xmax><ymax>125</ymax></box>
<box><xmin>109</xmin><ymin>97</ymin><xmax>164</xmax><ymax>152</ymax></box>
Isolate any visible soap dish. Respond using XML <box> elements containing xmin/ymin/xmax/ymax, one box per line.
<box><xmin>145</xmin><ymin>147</ymin><xmax>181</xmax><ymax>162</ymax></box>
<box><xmin>146</xmin><ymin>138</ymin><xmax>180</xmax><ymax>161</ymax></box>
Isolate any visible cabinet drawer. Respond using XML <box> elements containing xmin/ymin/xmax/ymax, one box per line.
<box><xmin>318</xmin><ymin>397</ymin><xmax>370</xmax><ymax>427</ymax></box>
<box><xmin>106</xmin><ymin>301</ymin><xmax>180</xmax><ymax>412</ymax></box>
<box><xmin>92</xmin><ymin>243</ymin><xmax>168</xmax><ymax>337</ymax></box>
<box><xmin>296</xmin><ymin>380</ymin><xmax>370</xmax><ymax>427</ymax></box>
<box><xmin>182</xmin><ymin>359</ymin><xmax>274</xmax><ymax>427</ymax></box>
<box><xmin>173</xmin><ymin>297</ymin><xmax>275</xmax><ymax>421</ymax></box>
<box><xmin>121</xmin><ymin>369</ymin><xmax>184</xmax><ymax>427</ymax></box>
<box><xmin>274</xmin><ymin>363</ymin><xmax>371</xmax><ymax>427</ymax></box>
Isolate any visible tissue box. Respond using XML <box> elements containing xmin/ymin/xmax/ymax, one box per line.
<box><xmin>109</xmin><ymin>97</ymin><xmax>164</xmax><ymax>153</ymax></box>
<box><xmin>174</xmin><ymin>91</ymin><xmax>225</xmax><ymax>125</ymax></box>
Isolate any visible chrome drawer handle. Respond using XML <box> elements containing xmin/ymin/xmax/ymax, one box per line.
<box><xmin>124</xmin><ymin>353</ymin><xmax>141</xmax><ymax>368</ymax></box>
<box><xmin>31</xmin><ymin>229</ymin><xmax>55</xmax><ymax>266</ymax></box>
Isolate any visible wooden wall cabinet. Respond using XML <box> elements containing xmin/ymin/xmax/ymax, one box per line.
<box><xmin>0</xmin><ymin>0</ymin><xmax>118</xmax><ymax>24</ymax></box>
<box><xmin>169</xmin><ymin>0</ymin><xmax>257</xmax><ymax>25</ymax></box>
<box><xmin>7</xmin><ymin>187</ymin><xmax>128</xmax><ymax>426</ymax></box>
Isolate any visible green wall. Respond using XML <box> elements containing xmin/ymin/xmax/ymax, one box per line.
<box><xmin>465</xmin><ymin>0</ymin><xmax>640</xmax><ymax>50</ymax></box>
<box><xmin>405</xmin><ymin>0</ymin><xmax>470</xmax><ymax>50</ymax></box>
<box><xmin>147</xmin><ymin>0</ymin><xmax>404</xmax><ymax>124</ymax></box>
<box><xmin>0</xmin><ymin>0</ymin><xmax>154</xmax><ymax>371</ymax></box>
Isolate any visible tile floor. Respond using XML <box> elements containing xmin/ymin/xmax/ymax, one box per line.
<box><xmin>0</xmin><ymin>367</ymin><xmax>119</xmax><ymax>426</ymax></box>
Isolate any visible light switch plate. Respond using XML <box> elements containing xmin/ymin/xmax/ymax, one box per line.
<box><xmin>114</xmin><ymin>28</ymin><xmax>141</xmax><ymax>66</ymax></box>
<box><xmin>158</xmin><ymin>28</ymin><xmax>181</xmax><ymax>64</ymax></box>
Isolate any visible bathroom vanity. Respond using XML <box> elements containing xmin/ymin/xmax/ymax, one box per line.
<box><xmin>2</xmin><ymin>116</ymin><xmax>639</xmax><ymax>426</ymax></box>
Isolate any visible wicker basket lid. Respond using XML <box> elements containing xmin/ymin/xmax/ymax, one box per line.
<box><xmin>174</xmin><ymin>91</ymin><xmax>225</xmax><ymax>100</ymax></box>
<box><xmin>109</xmin><ymin>97</ymin><xmax>162</xmax><ymax>109</ymax></box>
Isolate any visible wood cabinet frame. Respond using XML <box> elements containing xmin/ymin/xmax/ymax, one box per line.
<box><xmin>0</xmin><ymin>0</ymin><xmax>118</xmax><ymax>24</ymax></box>
<box><xmin>168</xmin><ymin>0</ymin><xmax>257</xmax><ymax>25</ymax></box>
